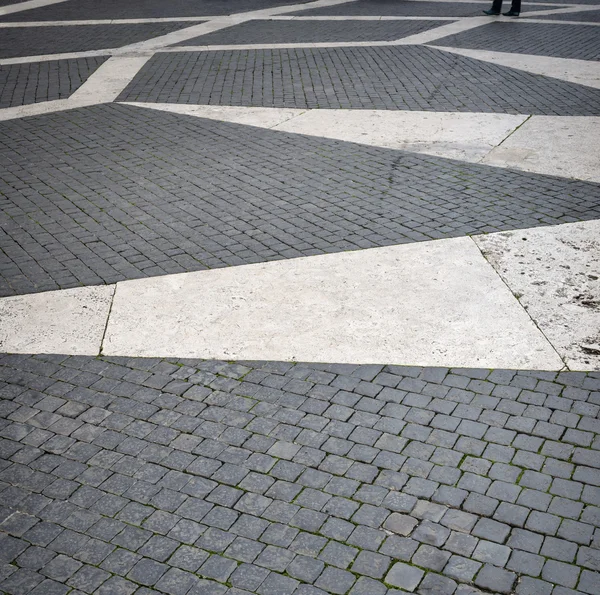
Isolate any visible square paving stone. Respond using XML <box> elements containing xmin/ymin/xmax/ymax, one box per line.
<box><xmin>385</xmin><ymin>562</ymin><xmax>425</xmax><ymax>592</ymax></box>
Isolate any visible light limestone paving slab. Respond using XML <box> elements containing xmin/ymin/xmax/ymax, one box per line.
<box><xmin>432</xmin><ymin>46</ymin><xmax>600</xmax><ymax>89</ymax></box>
<box><xmin>103</xmin><ymin>237</ymin><xmax>563</xmax><ymax>369</ymax></box>
<box><xmin>70</xmin><ymin>55</ymin><xmax>153</xmax><ymax>103</ymax></box>
<box><xmin>482</xmin><ymin>116</ymin><xmax>600</xmax><ymax>182</ymax></box>
<box><xmin>272</xmin><ymin>109</ymin><xmax>526</xmax><ymax>162</ymax></box>
<box><xmin>474</xmin><ymin>221</ymin><xmax>600</xmax><ymax>371</ymax></box>
<box><xmin>394</xmin><ymin>16</ymin><xmax>489</xmax><ymax>45</ymax></box>
<box><xmin>0</xmin><ymin>285</ymin><xmax>113</xmax><ymax>355</ymax></box>
<box><xmin>123</xmin><ymin>103</ymin><xmax>306</xmax><ymax>128</ymax></box>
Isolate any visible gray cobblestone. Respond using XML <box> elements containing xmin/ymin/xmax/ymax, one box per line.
<box><xmin>3</xmin><ymin>99</ymin><xmax>600</xmax><ymax>297</ymax></box>
<box><xmin>0</xmin><ymin>356</ymin><xmax>599</xmax><ymax>595</ymax></box>
<box><xmin>474</xmin><ymin>564</ymin><xmax>517</xmax><ymax>594</ymax></box>
<box><xmin>443</xmin><ymin>555</ymin><xmax>482</xmax><ymax>582</ymax></box>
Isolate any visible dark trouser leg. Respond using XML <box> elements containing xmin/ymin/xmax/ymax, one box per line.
<box><xmin>491</xmin><ymin>0</ymin><xmax>503</xmax><ymax>11</ymax></box>
<box><xmin>511</xmin><ymin>0</ymin><xmax>521</xmax><ymax>12</ymax></box>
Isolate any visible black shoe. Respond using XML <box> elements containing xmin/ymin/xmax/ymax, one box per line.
<box><xmin>483</xmin><ymin>9</ymin><xmax>500</xmax><ymax>14</ymax></box>
<box><xmin>503</xmin><ymin>9</ymin><xmax>520</xmax><ymax>15</ymax></box>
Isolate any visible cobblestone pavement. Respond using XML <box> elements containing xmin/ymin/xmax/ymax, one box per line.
<box><xmin>1</xmin><ymin>0</ymin><xmax>600</xmax><ymax>593</ymax></box>
<box><xmin>0</xmin><ymin>24</ymin><xmax>200</xmax><ymax>60</ymax></box>
<box><xmin>0</xmin><ymin>58</ymin><xmax>108</xmax><ymax>108</ymax></box>
<box><xmin>1</xmin><ymin>103</ymin><xmax>599</xmax><ymax>296</ymax></box>
<box><xmin>0</xmin><ymin>0</ymin><xmax>314</xmax><ymax>21</ymax></box>
<box><xmin>286</xmin><ymin>0</ymin><xmax>551</xmax><ymax>16</ymax></box>
<box><xmin>173</xmin><ymin>20</ymin><xmax>450</xmax><ymax>45</ymax></box>
<box><xmin>119</xmin><ymin>46</ymin><xmax>600</xmax><ymax>113</ymax></box>
<box><xmin>537</xmin><ymin>10</ymin><xmax>600</xmax><ymax>22</ymax></box>
<box><xmin>430</xmin><ymin>23</ymin><xmax>600</xmax><ymax>62</ymax></box>
<box><xmin>1</xmin><ymin>355</ymin><xmax>600</xmax><ymax>595</ymax></box>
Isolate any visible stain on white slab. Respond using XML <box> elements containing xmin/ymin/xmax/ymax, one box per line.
<box><xmin>0</xmin><ymin>285</ymin><xmax>114</xmax><ymax>355</ymax></box>
<box><xmin>474</xmin><ymin>220</ymin><xmax>600</xmax><ymax>371</ymax></box>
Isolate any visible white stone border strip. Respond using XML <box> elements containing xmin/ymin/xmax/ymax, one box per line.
<box><xmin>68</xmin><ymin>55</ymin><xmax>153</xmax><ymax>103</ymax></box>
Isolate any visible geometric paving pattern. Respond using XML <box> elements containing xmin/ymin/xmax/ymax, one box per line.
<box><xmin>173</xmin><ymin>20</ymin><xmax>450</xmax><ymax>45</ymax></box>
<box><xmin>431</xmin><ymin>22</ymin><xmax>600</xmax><ymax>62</ymax></box>
<box><xmin>0</xmin><ymin>24</ymin><xmax>200</xmax><ymax>60</ymax></box>
<box><xmin>0</xmin><ymin>0</ymin><xmax>314</xmax><ymax>21</ymax></box>
<box><xmin>0</xmin><ymin>58</ymin><xmax>108</xmax><ymax>109</ymax></box>
<box><xmin>1</xmin><ymin>2</ymin><xmax>600</xmax><ymax>595</ymax></box>
<box><xmin>119</xmin><ymin>46</ymin><xmax>600</xmax><ymax>114</ymax></box>
<box><xmin>1</xmin><ymin>354</ymin><xmax>599</xmax><ymax>595</ymax></box>
<box><xmin>288</xmin><ymin>0</ymin><xmax>557</xmax><ymax>16</ymax></box>
<box><xmin>1</xmin><ymin>104</ymin><xmax>600</xmax><ymax>297</ymax></box>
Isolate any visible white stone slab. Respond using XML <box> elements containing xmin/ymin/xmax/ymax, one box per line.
<box><xmin>273</xmin><ymin>109</ymin><xmax>526</xmax><ymax>162</ymax></box>
<box><xmin>483</xmin><ymin>116</ymin><xmax>600</xmax><ymax>182</ymax></box>
<box><xmin>432</xmin><ymin>46</ymin><xmax>600</xmax><ymax>90</ymax></box>
<box><xmin>103</xmin><ymin>237</ymin><xmax>562</xmax><ymax>369</ymax></box>
<box><xmin>123</xmin><ymin>103</ymin><xmax>306</xmax><ymax>129</ymax></box>
<box><xmin>70</xmin><ymin>55</ymin><xmax>152</xmax><ymax>103</ymax></box>
<box><xmin>394</xmin><ymin>16</ymin><xmax>490</xmax><ymax>45</ymax></box>
<box><xmin>474</xmin><ymin>221</ymin><xmax>600</xmax><ymax>371</ymax></box>
<box><xmin>0</xmin><ymin>285</ymin><xmax>113</xmax><ymax>355</ymax></box>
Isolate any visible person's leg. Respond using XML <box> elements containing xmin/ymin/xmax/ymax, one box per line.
<box><xmin>483</xmin><ymin>0</ymin><xmax>502</xmax><ymax>15</ymax></box>
<box><xmin>503</xmin><ymin>0</ymin><xmax>520</xmax><ymax>16</ymax></box>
